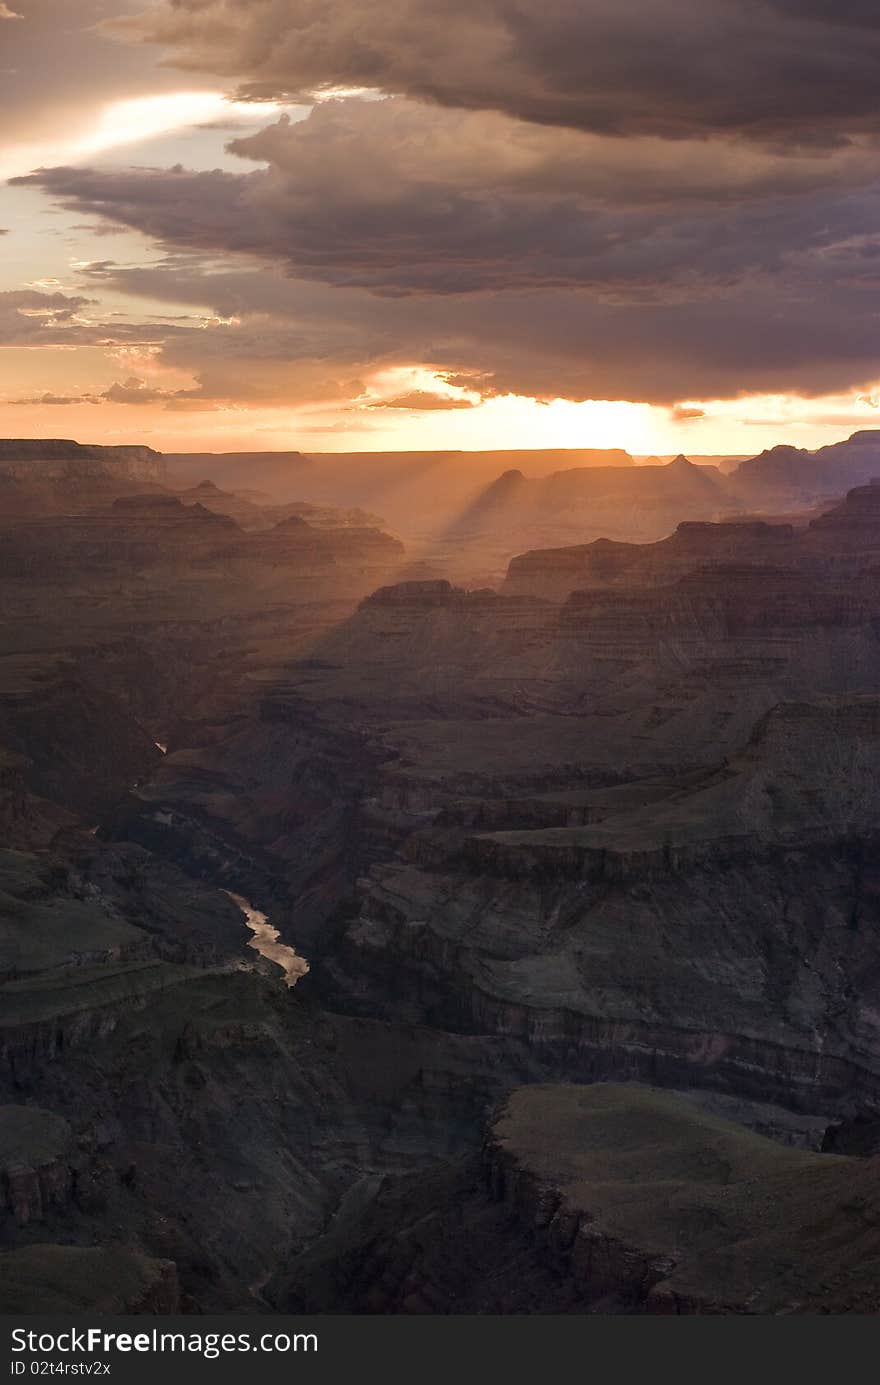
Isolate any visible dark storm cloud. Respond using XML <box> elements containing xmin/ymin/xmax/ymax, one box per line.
<box><xmin>74</xmin><ymin>256</ymin><xmax>880</xmax><ymax>407</ymax></box>
<box><xmin>16</xmin><ymin>97</ymin><xmax>880</xmax><ymax>296</ymax></box>
<box><xmin>12</xmin><ymin>4</ymin><xmax>880</xmax><ymax>410</ymax></box>
<box><xmin>15</xmin><ymin>73</ymin><xmax>880</xmax><ymax>407</ymax></box>
<box><xmin>115</xmin><ymin>0</ymin><xmax>880</xmax><ymax>144</ymax></box>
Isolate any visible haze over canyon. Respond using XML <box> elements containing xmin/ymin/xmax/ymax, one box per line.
<box><xmin>0</xmin><ymin>430</ymin><xmax>880</xmax><ymax>1312</ymax></box>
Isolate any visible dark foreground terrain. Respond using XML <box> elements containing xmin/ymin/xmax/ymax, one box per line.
<box><xmin>4</xmin><ymin>436</ymin><xmax>880</xmax><ymax>1314</ymax></box>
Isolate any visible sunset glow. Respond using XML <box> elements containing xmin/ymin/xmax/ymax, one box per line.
<box><xmin>1</xmin><ymin>92</ymin><xmax>287</xmax><ymax>181</ymax></box>
<box><xmin>2</xmin><ymin>2</ymin><xmax>880</xmax><ymax>454</ymax></box>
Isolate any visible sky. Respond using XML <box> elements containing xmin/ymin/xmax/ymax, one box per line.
<box><xmin>2</xmin><ymin>0</ymin><xmax>880</xmax><ymax>456</ymax></box>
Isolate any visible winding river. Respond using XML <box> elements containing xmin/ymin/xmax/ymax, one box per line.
<box><xmin>225</xmin><ymin>891</ymin><xmax>310</xmax><ymax>988</ymax></box>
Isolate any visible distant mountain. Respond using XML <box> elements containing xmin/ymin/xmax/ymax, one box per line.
<box><xmin>505</xmin><ymin>517</ymin><xmax>796</xmax><ymax>599</ymax></box>
<box><xmin>446</xmin><ymin>454</ymin><xmax>734</xmax><ymax>548</ymax></box>
<box><xmin>732</xmin><ymin>430</ymin><xmax>880</xmax><ymax>504</ymax></box>
<box><xmin>165</xmin><ymin>446</ymin><xmax>735</xmax><ymax>579</ymax></box>
<box><xmin>505</xmin><ymin>479</ymin><xmax>880</xmax><ymax>600</ymax></box>
<box><xmin>164</xmin><ymin>447</ymin><xmax>636</xmax><ymax>534</ymax></box>
<box><xmin>14</xmin><ymin>431</ymin><xmax>880</xmax><ymax>586</ymax></box>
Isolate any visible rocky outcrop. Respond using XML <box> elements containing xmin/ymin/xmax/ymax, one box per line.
<box><xmin>279</xmin><ymin>1083</ymin><xmax>880</xmax><ymax>1314</ymax></box>
<box><xmin>0</xmin><ymin>438</ymin><xmax>164</xmax><ymax>482</ymax></box>
<box><xmin>0</xmin><ymin>1108</ymin><xmax>73</xmax><ymax>1226</ymax></box>
<box><xmin>483</xmin><ymin>1085</ymin><xmax>880</xmax><ymax>1314</ymax></box>
<box><xmin>505</xmin><ymin>522</ymin><xmax>798</xmax><ymax>600</ymax></box>
<box><xmin>732</xmin><ymin>430</ymin><xmax>880</xmax><ymax>506</ymax></box>
<box><xmin>506</xmin><ymin>481</ymin><xmax>880</xmax><ymax>601</ymax></box>
<box><xmin>804</xmin><ymin>480</ymin><xmax>880</xmax><ymax>568</ymax></box>
<box><xmin>318</xmin><ymin>693</ymin><xmax>880</xmax><ymax>1121</ymax></box>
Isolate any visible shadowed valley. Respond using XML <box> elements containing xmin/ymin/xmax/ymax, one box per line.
<box><xmin>3</xmin><ymin>434</ymin><xmax>880</xmax><ymax>1313</ymax></box>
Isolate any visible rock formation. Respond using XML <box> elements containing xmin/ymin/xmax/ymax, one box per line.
<box><xmin>5</xmin><ymin>432</ymin><xmax>880</xmax><ymax>1313</ymax></box>
<box><xmin>731</xmin><ymin>430</ymin><xmax>880</xmax><ymax>507</ymax></box>
<box><xmin>0</xmin><ymin>439</ymin><xmax>164</xmax><ymax>482</ymax></box>
<box><xmin>280</xmin><ymin>1085</ymin><xmax>880</xmax><ymax>1314</ymax></box>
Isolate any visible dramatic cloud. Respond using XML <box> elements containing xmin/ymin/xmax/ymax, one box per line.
<box><xmin>7</xmin><ymin>2</ymin><xmax>880</xmax><ymax>430</ymax></box>
<box><xmin>15</xmin><ymin>82</ymin><xmax>880</xmax><ymax>406</ymax></box>
<box><xmin>67</xmin><ymin>255</ymin><xmax>880</xmax><ymax>409</ymax></box>
<box><xmin>17</xmin><ymin>97</ymin><xmax>880</xmax><ymax>297</ymax></box>
<box><xmin>115</xmin><ymin>1</ymin><xmax>880</xmax><ymax>144</ymax></box>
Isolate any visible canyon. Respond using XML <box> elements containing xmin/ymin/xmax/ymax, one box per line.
<box><xmin>3</xmin><ymin>433</ymin><xmax>880</xmax><ymax>1313</ymax></box>
<box><xmin>164</xmin><ymin>430</ymin><xmax>880</xmax><ymax>583</ymax></box>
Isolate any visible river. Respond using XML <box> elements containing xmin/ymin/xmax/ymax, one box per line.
<box><xmin>225</xmin><ymin>891</ymin><xmax>310</xmax><ymax>988</ymax></box>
